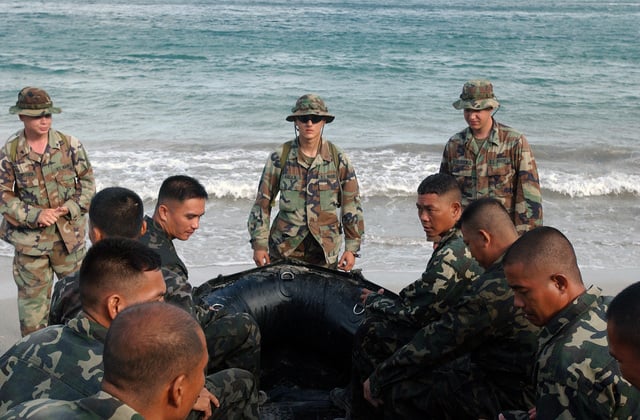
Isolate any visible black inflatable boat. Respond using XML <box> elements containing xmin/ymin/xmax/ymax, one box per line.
<box><xmin>193</xmin><ymin>259</ymin><xmax>396</xmax><ymax>420</ymax></box>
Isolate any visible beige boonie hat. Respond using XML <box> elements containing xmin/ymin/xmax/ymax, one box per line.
<box><xmin>286</xmin><ymin>94</ymin><xmax>335</xmax><ymax>123</ymax></box>
<box><xmin>452</xmin><ymin>79</ymin><xmax>500</xmax><ymax>110</ymax></box>
<box><xmin>9</xmin><ymin>87</ymin><xmax>62</xmax><ymax>116</ymax></box>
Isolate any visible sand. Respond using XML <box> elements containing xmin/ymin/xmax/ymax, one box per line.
<box><xmin>0</xmin><ymin>255</ymin><xmax>637</xmax><ymax>355</ymax></box>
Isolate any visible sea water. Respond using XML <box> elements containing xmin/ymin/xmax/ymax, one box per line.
<box><xmin>0</xmin><ymin>0</ymin><xmax>638</xmax><ymax>284</ymax></box>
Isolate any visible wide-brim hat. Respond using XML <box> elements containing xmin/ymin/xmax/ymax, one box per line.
<box><xmin>9</xmin><ymin>87</ymin><xmax>62</xmax><ymax>116</ymax></box>
<box><xmin>452</xmin><ymin>79</ymin><xmax>500</xmax><ymax>110</ymax></box>
<box><xmin>286</xmin><ymin>93</ymin><xmax>335</xmax><ymax>123</ymax></box>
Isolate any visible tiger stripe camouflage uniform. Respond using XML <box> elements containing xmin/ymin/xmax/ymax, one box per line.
<box><xmin>140</xmin><ymin>215</ymin><xmax>262</xmax><ymax>380</ymax></box>
<box><xmin>349</xmin><ymin>227</ymin><xmax>483</xmax><ymax>419</ymax></box>
<box><xmin>0</xmin><ymin>313</ymin><xmax>260</xmax><ymax>419</ymax></box>
<box><xmin>0</xmin><ymin>129</ymin><xmax>95</xmax><ymax>336</ymax></box>
<box><xmin>385</xmin><ymin>256</ymin><xmax>539</xmax><ymax>419</ymax></box>
<box><xmin>1</xmin><ymin>391</ymin><xmax>144</xmax><ymax>419</ymax></box>
<box><xmin>247</xmin><ymin>138</ymin><xmax>364</xmax><ymax>266</ymax></box>
<box><xmin>439</xmin><ymin>122</ymin><xmax>542</xmax><ymax>234</ymax></box>
<box><xmin>502</xmin><ymin>286</ymin><xmax>640</xmax><ymax>419</ymax></box>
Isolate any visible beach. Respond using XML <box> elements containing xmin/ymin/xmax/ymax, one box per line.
<box><xmin>1</xmin><ymin>253</ymin><xmax>637</xmax><ymax>355</ymax></box>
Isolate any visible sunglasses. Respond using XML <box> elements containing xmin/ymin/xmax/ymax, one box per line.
<box><xmin>295</xmin><ymin>115</ymin><xmax>324</xmax><ymax>124</ymax></box>
<box><xmin>28</xmin><ymin>114</ymin><xmax>52</xmax><ymax>119</ymax></box>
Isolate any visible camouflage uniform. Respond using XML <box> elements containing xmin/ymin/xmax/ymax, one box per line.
<box><xmin>1</xmin><ymin>390</ymin><xmax>144</xmax><ymax>419</ymax></box>
<box><xmin>440</xmin><ymin>80</ymin><xmax>542</xmax><ymax>234</ymax></box>
<box><xmin>140</xmin><ymin>215</ymin><xmax>261</xmax><ymax>380</ymax></box>
<box><xmin>0</xmin><ymin>313</ymin><xmax>260</xmax><ymax>419</ymax></box>
<box><xmin>384</xmin><ymin>257</ymin><xmax>539</xmax><ymax>419</ymax></box>
<box><xmin>503</xmin><ymin>286</ymin><xmax>640</xmax><ymax>419</ymax></box>
<box><xmin>349</xmin><ymin>228</ymin><xmax>483</xmax><ymax>419</ymax></box>
<box><xmin>247</xmin><ymin>138</ymin><xmax>364</xmax><ymax>266</ymax></box>
<box><xmin>0</xmin><ymin>128</ymin><xmax>95</xmax><ymax>336</ymax></box>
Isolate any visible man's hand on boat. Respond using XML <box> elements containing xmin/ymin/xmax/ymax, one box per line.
<box><xmin>338</xmin><ymin>250</ymin><xmax>357</xmax><ymax>271</ymax></box>
<box><xmin>192</xmin><ymin>387</ymin><xmax>220</xmax><ymax>419</ymax></box>
<box><xmin>363</xmin><ymin>378</ymin><xmax>383</xmax><ymax>407</ymax></box>
<box><xmin>253</xmin><ymin>249</ymin><xmax>271</xmax><ymax>266</ymax></box>
<box><xmin>360</xmin><ymin>287</ymin><xmax>385</xmax><ymax>305</ymax></box>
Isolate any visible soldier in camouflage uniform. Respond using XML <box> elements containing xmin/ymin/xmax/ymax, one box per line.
<box><xmin>0</xmin><ymin>239</ymin><xmax>260</xmax><ymax>419</ymax></box>
<box><xmin>439</xmin><ymin>79</ymin><xmax>542</xmax><ymax>234</ymax></box>
<box><xmin>141</xmin><ymin>175</ymin><xmax>261</xmax><ymax>380</ymax></box>
<box><xmin>334</xmin><ymin>173</ymin><xmax>483</xmax><ymax>420</ymax></box>
<box><xmin>500</xmin><ymin>227</ymin><xmax>640</xmax><ymax>419</ymax></box>
<box><xmin>247</xmin><ymin>94</ymin><xmax>364</xmax><ymax>271</ymax></box>
<box><xmin>378</xmin><ymin>198</ymin><xmax>539</xmax><ymax>419</ymax></box>
<box><xmin>607</xmin><ymin>282</ymin><xmax>640</xmax><ymax>390</ymax></box>
<box><xmin>0</xmin><ymin>87</ymin><xmax>95</xmax><ymax>336</ymax></box>
<box><xmin>48</xmin><ymin>187</ymin><xmax>147</xmax><ymax>325</ymax></box>
<box><xmin>2</xmin><ymin>302</ymin><xmax>209</xmax><ymax>420</ymax></box>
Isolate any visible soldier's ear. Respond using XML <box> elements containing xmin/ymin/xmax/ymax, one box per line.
<box><xmin>167</xmin><ymin>373</ymin><xmax>187</xmax><ymax>408</ymax></box>
<box><xmin>550</xmin><ymin>273</ymin><xmax>569</xmax><ymax>293</ymax></box>
<box><xmin>157</xmin><ymin>204</ymin><xmax>170</xmax><ymax>222</ymax></box>
<box><xmin>106</xmin><ymin>294</ymin><xmax>123</xmax><ymax>322</ymax></box>
<box><xmin>478</xmin><ymin>229</ymin><xmax>491</xmax><ymax>248</ymax></box>
<box><xmin>139</xmin><ymin>220</ymin><xmax>148</xmax><ymax>237</ymax></box>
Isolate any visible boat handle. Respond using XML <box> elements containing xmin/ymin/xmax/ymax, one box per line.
<box><xmin>209</xmin><ymin>303</ymin><xmax>225</xmax><ymax>312</ymax></box>
<box><xmin>280</xmin><ymin>271</ymin><xmax>295</xmax><ymax>281</ymax></box>
<box><xmin>353</xmin><ymin>303</ymin><xmax>365</xmax><ymax>315</ymax></box>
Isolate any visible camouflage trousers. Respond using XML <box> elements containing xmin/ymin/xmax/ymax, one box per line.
<box><xmin>186</xmin><ymin>367</ymin><xmax>260</xmax><ymax>420</ymax></box>
<box><xmin>350</xmin><ymin>313</ymin><xmax>533</xmax><ymax>420</ymax></box>
<box><xmin>13</xmin><ymin>242</ymin><xmax>84</xmax><ymax>336</ymax></box>
<box><xmin>270</xmin><ymin>233</ymin><xmax>337</xmax><ymax>268</ymax></box>
<box><xmin>200</xmin><ymin>309</ymin><xmax>262</xmax><ymax>385</ymax></box>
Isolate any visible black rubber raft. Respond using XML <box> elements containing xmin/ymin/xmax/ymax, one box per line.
<box><xmin>193</xmin><ymin>259</ymin><xmax>396</xmax><ymax>420</ymax></box>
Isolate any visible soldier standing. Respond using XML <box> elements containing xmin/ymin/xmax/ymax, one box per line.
<box><xmin>247</xmin><ymin>93</ymin><xmax>364</xmax><ymax>271</ymax></box>
<box><xmin>0</xmin><ymin>87</ymin><xmax>95</xmax><ymax>336</ymax></box>
<box><xmin>440</xmin><ymin>79</ymin><xmax>542</xmax><ymax>234</ymax></box>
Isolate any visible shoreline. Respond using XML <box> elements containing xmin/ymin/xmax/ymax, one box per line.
<box><xmin>0</xmin><ymin>255</ymin><xmax>637</xmax><ymax>354</ymax></box>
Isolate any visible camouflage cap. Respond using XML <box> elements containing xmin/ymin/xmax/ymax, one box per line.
<box><xmin>9</xmin><ymin>87</ymin><xmax>62</xmax><ymax>116</ymax></box>
<box><xmin>452</xmin><ymin>79</ymin><xmax>500</xmax><ymax>110</ymax></box>
<box><xmin>286</xmin><ymin>94</ymin><xmax>335</xmax><ymax>123</ymax></box>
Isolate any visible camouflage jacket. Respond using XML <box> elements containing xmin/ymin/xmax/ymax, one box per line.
<box><xmin>48</xmin><ymin>267</ymin><xmax>194</xmax><ymax>325</ymax></box>
<box><xmin>0</xmin><ymin>313</ymin><xmax>106</xmax><ymax>414</ymax></box>
<box><xmin>439</xmin><ymin>121</ymin><xmax>543</xmax><ymax>234</ymax></box>
<box><xmin>366</xmin><ymin>228</ymin><xmax>483</xmax><ymax>326</ymax></box>
<box><xmin>247</xmin><ymin>138</ymin><xmax>364</xmax><ymax>265</ymax></box>
<box><xmin>0</xmin><ymin>129</ymin><xmax>95</xmax><ymax>255</ymax></box>
<box><xmin>139</xmin><ymin>215</ymin><xmax>194</xmax><ymax>314</ymax></box>
<box><xmin>1</xmin><ymin>390</ymin><xmax>143</xmax><ymax>420</ymax></box>
<box><xmin>522</xmin><ymin>286</ymin><xmax>639</xmax><ymax>419</ymax></box>
<box><xmin>369</xmin><ymin>256</ymin><xmax>538</xmax><ymax>402</ymax></box>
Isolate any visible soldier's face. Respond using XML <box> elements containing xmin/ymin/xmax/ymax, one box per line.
<box><xmin>463</xmin><ymin>108</ymin><xmax>493</xmax><ymax>135</ymax></box>
<box><xmin>20</xmin><ymin>114</ymin><xmax>52</xmax><ymax>137</ymax></box>
<box><xmin>416</xmin><ymin>193</ymin><xmax>461</xmax><ymax>242</ymax></box>
<box><xmin>607</xmin><ymin>321</ymin><xmax>640</xmax><ymax>389</ymax></box>
<box><xmin>504</xmin><ymin>261</ymin><xmax>566</xmax><ymax>327</ymax></box>
<box><xmin>295</xmin><ymin>116</ymin><xmax>325</xmax><ymax>143</ymax></box>
<box><xmin>160</xmin><ymin>198</ymin><xmax>206</xmax><ymax>241</ymax></box>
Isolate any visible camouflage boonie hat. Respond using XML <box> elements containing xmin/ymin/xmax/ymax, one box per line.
<box><xmin>286</xmin><ymin>94</ymin><xmax>335</xmax><ymax>123</ymax></box>
<box><xmin>452</xmin><ymin>80</ymin><xmax>500</xmax><ymax>110</ymax></box>
<box><xmin>9</xmin><ymin>87</ymin><xmax>62</xmax><ymax>116</ymax></box>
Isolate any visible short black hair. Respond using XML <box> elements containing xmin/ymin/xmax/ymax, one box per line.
<box><xmin>156</xmin><ymin>175</ymin><xmax>208</xmax><ymax>208</ymax></box>
<box><xmin>608</xmin><ymin>282</ymin><xmax>640</xmax><ymax>350</ymax></box>
<box><xmin>459</xmin><ymin>197</ymin><xmax>515</xmax><ymax>235</ymax></box>
<box><xmin>417</xmin><ymin>173</ymin><xmax>461</xmax><ymax>200</ymax></box>
<box><xmin>89</xmin><ymin>187</ymin><xmax>144</xmax><ymax>239</ymax></box>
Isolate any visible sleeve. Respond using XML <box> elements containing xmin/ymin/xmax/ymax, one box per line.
<box><xmin>0</xmin><ymin>143</ymin><xmax>41</xmax><ymax>227</ymax></box>
<box><xmin>337</xmin><ymin>150</ymin><xmax>363</xmax><ymax>253</ymax></box>
<box><xmin>63</xmin><ymin>135</ymin><xmax>95</xmax><ymax>220</ymax></box>
<box><xmin>368</xmin><ymin>293</ymin><xmax>492</xmax><ymax>396</ymax></box>
<box><xmin>162</xmin><ymin>267</ymin><xmax>195</xmax><ymax>316</ymax></box>
<box><xmin>512</xmin><ymin>135</ymin><xmax>543</xmax><ymax>233</ymax></box>
<box><xmin>247</xmin><ymin>148</ymin><xmax>282</xmax><ymax>251</ymax></box>
<box><xmin>439</xmin><ymin>139</ymin><xmax>453</xmax><ymax>174</ymax></box>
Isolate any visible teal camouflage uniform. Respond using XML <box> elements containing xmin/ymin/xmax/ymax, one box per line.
<box><xmin>349</xmin><ymin>228</ymin><xmax>483</xmax><ymax>419</ymax></box>
<box><xmin>503</xmin><ymin>286</ymin><xmax>640</xmax><ymax>419</ymax></box>
<box><xmin>1</xmin><ymin>390</ymin><xmax>144</xmax><ymax>419</ymax></box>
<box><xmin>0</xmin><ymin>312</ymin><xmax>260</xmax><ymax>419</ymax></box>
<box><xmin>384</xmin><ymin>256</ymin><xmax>539</xmax><ymax>419</ymax></box>
<box><xmin>440</xmin><ymin>122</ymin><xmax>542</xmax><ymax>234</ymax></box>
<box><xmin>247</xmin><ymin>138</ymin><xmax>364</xmax><ymax>266</ymax></box>
<box><xmin>0</xmin><ymin>129</ymin><xmax>95</xmax><ymax>336</ymax></box>
<box><xmin>139</xmin><ymin>215</ymin><xmax>262</xmax><ymax>380</ymax></box>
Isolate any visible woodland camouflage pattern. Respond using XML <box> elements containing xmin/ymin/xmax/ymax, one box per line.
<box><xmin>248</xmin><ymin>138</ymin><xmax>364</xmax><ymax>266</ymax></box>
<box><xmin>0</xmin><ymin>313</ymin><xmax>259</xmax><ymax>419</ymax></box>
<box><xmin>439</xmin><ymin>122</ymin><xmax>543</xmax><ymax>234</ymax></box>
<box><xmin>0</xmin><ymin>129</ymin><xmax>95</xmax><ymax>334</ymax></box>
<box><xmin>349</xmin><ymin>228</ymin><xmax>483</xmax><ymax>419</ymax></box>
<box><xmin>384</xmin><ymin>257</ymin><xmax>539</xmax><ymax>418</ymax></box>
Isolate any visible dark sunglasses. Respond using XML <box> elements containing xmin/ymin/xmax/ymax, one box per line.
<box><xmin>296</xmin><ymin>115</ymin><xmax>324</xmax><ymax>124</ymax></box>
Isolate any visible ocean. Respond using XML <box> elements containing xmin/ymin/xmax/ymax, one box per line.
<box><xmin>0</xmin><ymin>0</ymin><xmax>638</xmax><ymax>282</ymax></box>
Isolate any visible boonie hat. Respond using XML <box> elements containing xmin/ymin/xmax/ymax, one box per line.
<box><xmin>286</xmin><ymin>94</ymin><xmax>335</xmax><ymax>123</ymax></box>
<box><xmin>9</xmin><ymin>87</ymin><xmax>62</xmax><ymax>116</ymax></box>
<box><xmin>452</xmin><ymin>80</ymin><xmax>500</xmax><ymax>110</ymax></box>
